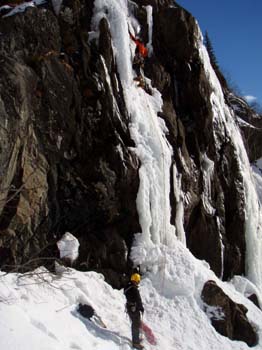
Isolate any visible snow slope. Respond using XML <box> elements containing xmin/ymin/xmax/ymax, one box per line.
<box><xmin>1</xmin><ymin>243</ymin><xmax>262</xmax><ymax>350</ymax></box>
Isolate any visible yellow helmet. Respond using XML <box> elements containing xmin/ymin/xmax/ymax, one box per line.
<box><xmin>131</xmin><ymin>273</ymin><xmax>141</xmax><ymax>284</ymax></box>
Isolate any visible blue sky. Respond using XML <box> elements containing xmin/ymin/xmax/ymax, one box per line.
<box><xmin>178</xmin><ymin>0</ymin><xmax>262</xmax><ymax>106</ymax></box>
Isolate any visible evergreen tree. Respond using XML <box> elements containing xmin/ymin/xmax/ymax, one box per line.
<box><xmin>204</xmin><ymin>31</ymin><xmax>229</xmax><ymax>90</ymax></box>
<box><xmin>204</xmin><ymin>31</ymin><xmax>219</xmax><ymax>70</ymax></box>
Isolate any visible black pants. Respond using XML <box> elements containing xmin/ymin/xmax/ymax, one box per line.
<box><xmin>133</xmin><ymin>63</ymin><xmax>142</xmax><ymax>78</ymax></box>
<box><xmin>127</xmin><ymin>309</ymin><xmax>141</xmax><ymax>344</ymax></box>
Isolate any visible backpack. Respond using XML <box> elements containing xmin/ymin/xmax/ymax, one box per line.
<box><xmin>77</xmin><ymin>303</ymin><xmax>94</xmax><ymax>319</ymax></box>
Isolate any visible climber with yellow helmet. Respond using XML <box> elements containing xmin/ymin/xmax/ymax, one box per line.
<box><xmin>124</xmin><ymin>272</ymin><xmax>144</xmax><ymax>349</ymax></box>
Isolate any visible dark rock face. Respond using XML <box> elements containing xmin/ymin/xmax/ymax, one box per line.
<box><xmin>227</xmin><ymin>93</ymin><xmax>262</xmax><ymax>163</ymax></box>
<box><xmin>248</xmin><ymin>293</ymin><xmax>261</xmax><ymax>309</ymax></box>
<box><xmin>0</xmin><ymin>1</ymin><xmax>258</xmax><ymax>288</ymax></box>
<box><xmin>202</xmin><ymin>280</ymin><xmax>258</xmax><ymax>346</ymax></box>
<box><xmin>0</xmin><ymin>4</ymin><xmax>140</xmax><ymax>286</ymax></box>
<box><xmin>151</xmin><ymin>4</ymin><xmax>247</xmax><ymax>280</ymax></box>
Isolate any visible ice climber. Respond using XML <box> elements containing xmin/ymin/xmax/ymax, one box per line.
<box><xmin>129</xmin><ymin>31</ymin><xmax>148</xmax><ymax>88</ymax></box>
<box><xmin>124</xmin><ymin>273</ymin><xmax>144</xmax><ymax>349</ymax></box>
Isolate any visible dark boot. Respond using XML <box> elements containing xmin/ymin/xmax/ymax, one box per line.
<box><xmin>133</xmin><ymin>343</ymin><xmax>144</xmax><ymax>349</ymax></box>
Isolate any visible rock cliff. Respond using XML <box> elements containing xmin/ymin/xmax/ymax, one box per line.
<box><xmin>0</xmin><ymin>0</ymin><xmax>261</xmax><ymax>292</ymax></box>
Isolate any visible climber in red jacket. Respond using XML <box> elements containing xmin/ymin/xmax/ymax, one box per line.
<box><xmin>129</xmin><ymin>31</ymin><xmax>148</xmax><ymax>58</ymax></box>
<box><xmin>129</xmin><ymin>31</ymin><xmax>148</xmax><ymax>87</ymax></box>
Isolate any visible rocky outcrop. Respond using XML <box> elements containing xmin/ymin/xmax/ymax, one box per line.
<box><xmin>150</xmin><ymin>3</ymin><xmax>248</xmax><ymax>279</ymax></box>
<box><xmin>0</xmin><ymin>0</ymin><xmax>259</xmax><ymax>288</ymax></box>
<box><xmin>202</xmin><ymin>280</ymin><xmax>258</xmax><ymax>346</ymax></box>
<box><xmin>227</xmin><ymin>93</ymin><xmax>262</xmax><ymax>162</ymax></box>
<box><xmin>0</xmin><ymin>2</ymin><xmax>140</xmax><ymax>286</ymax></box>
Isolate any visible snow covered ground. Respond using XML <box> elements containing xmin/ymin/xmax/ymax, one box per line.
<box><xmin>0</xmin><ymin>0</ymin><xmax>46</xmax><ymax>17</ymax></box>
<box><xmin>1</xmin><ymin>242</ymin><xmax>262</xmax><ymax>350</ymax></box>
<box><xmin>1</xmin><ymin>1</ymin><xmax>262</xmax><ymax>349</ymax></box>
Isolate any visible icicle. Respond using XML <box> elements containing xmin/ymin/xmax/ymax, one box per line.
<box><xmin>200</xmin><ymin>152</ymin><xmax>215</xmax><ymax>216</ymax></box>
<box><xmin>173</xmin><ymin>164</ymin><xmax>186</xmax><ymax>245</ymax></box>
<box><xmin>145</xmin><ymin>5</ymin><xmax>153</xmax><ymax>56</ymax></box>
